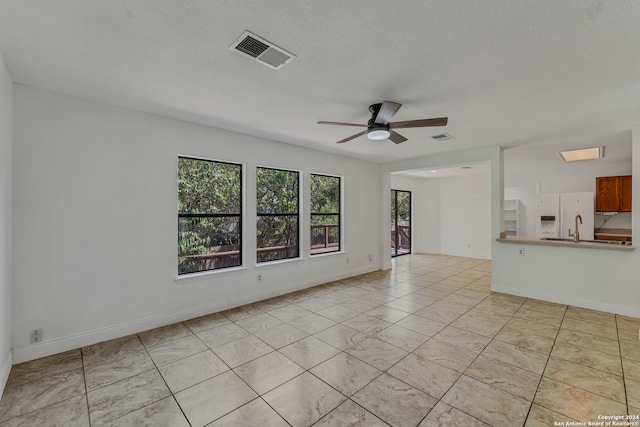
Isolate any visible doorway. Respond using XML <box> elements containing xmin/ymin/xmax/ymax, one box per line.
<box><xmin>391</xmin><ymin>189</ymin><xmax>411</xmax><ymax>257</ymax></box>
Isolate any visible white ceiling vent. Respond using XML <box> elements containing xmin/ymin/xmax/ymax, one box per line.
<box><xmin>431</xmin><ymin>133</ymin><xmax>454</xmax><ymax>141</ymax></box>
<box><xmin>230</xmin><ymin>31</ymin><xmax>295</xmax><ymax>70</ymax></box>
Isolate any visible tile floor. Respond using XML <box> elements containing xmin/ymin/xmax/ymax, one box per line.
<box><xmin>1</xmin><ymin>254</ymin><xmax>639</xmax><ymax>426</ymax></box>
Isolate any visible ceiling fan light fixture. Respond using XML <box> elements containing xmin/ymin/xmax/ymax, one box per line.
<box><xmin>367</xmin><ymin>129</ymin><xmax>390</xmax><ymax>140</ymax></box>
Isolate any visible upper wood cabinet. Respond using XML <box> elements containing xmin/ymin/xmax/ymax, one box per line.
<box><xmin>596</xmin><ymin>175</ymin><xmax>632</xmax><ymax>212</ymax></box>
<box><xmin>620</xmin><ymin>175</ymin><xmax>632</xmax><ymax>212</ymax></box>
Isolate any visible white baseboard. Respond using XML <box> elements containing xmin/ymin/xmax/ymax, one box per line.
<box><xmin>228</xmin><ymin>264</ymin><xmax>377</xmax><ymax>309</ymax></box>
<box><xmin>11</xmin><ymin>299</ymin><xmax>229</xmax><ymax>364</ymax></box>
<box><xmin>0</xmin><ymin>349</ymin><xmax>12</xmax><ymax>398</ymax></box>
<box><xmin>491</xmin><ymin>284</ymin><xmax>640</xmax><ymax>318</ymax></box>
<box><xmin>440</xmin><ymin>249</ymin><xmax>491</xmax><ymax>260</ymax></box>
<box><xmin>12</xmin><ymin>265</ymin><xmax>378</xmax><ymax>364</ymax></box>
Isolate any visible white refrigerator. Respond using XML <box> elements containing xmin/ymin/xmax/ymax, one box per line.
<box><xmin>536</xmin><ymin>192</ymin><xmax>594</xmax><ymax>240</ymax></box>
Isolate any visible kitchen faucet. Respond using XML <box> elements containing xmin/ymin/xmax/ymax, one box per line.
<box><xmin>568</xmin><ymin>214</ymin><xmax>582</xmax><ymax>242</ymax></box>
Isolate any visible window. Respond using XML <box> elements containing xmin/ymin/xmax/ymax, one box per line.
<box><xmin>178</xmin><ymin>157</ymin><xmax>242</xmax><ymax>274</ymax></box>
<box><xmin>256</xmin><ymin>167</ymin><xmax>299</xmax><ymax>262</ymax></box>
<box><xmin>310</xmin><ymin>174</ymin><xmax>341</xmax><ymax>255</ymax></box>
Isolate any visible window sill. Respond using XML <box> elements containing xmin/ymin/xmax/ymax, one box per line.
<box><xmin>310</xmin><ymin>250</ymin><xmax>345</xmax><ymax>259</ymax></box>
<box><xmin>256</xmin><ymin>257</ymin><xmax>304</xmax><ymax>268</ymax></box>
<box><xmin>175</xmin><ymin>266</ymin><xmax>247</xmax><ymax>283</ymax></box>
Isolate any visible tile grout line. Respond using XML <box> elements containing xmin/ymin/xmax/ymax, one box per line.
<box><xmin>615</xmin><ymin>314</ymin><xmax>630</xmax><ymax>415</ymax></box>
<box><xmin>80</xmin><ymin>348</ymin><xmax>93</xmax><ymax>427</ymax></box>
<box><xmin>435</xmin><ymin>278</ymin><xmax>529</xmax><ymax>426</ymax></box>
<box><xmin>524</xmin><ymin>303</ymin><xmax>569</xmax><ymax>423</ymax></box>
<box><xmin>156</xmin><ymin>324</ymin><xmax>199</xmax><ymax>427</ymax></box>
<box><xmin>411</xmin><ymin>264</ymin><xmax>496</xmax><ymax>427</ymax></box>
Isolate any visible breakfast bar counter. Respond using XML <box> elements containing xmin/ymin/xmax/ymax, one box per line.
<box><xmin>496</xmin><ymin>235</ymin><xmax>634</xmax><ymax>251</ymax></box>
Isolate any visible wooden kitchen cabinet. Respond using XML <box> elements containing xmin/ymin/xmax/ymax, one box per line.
<box><xmin>620</xmin><ymin>175</ymin><xmax>632</xmax><ymax>212</ymax></box>
<box><xmin>595</xmin><ymin>175</ymin><xmax>632</xmax><ymax>212</ymax></box>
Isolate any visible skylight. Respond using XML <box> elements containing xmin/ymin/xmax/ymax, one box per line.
<box><xmin>559</xmin><ymin>147</ymin><xmax>603</xmax><ymax>162</ymax></box>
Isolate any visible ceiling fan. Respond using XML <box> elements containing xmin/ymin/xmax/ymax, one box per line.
<box><xmin>318</xmin><ymin>101</ymin><xmax>448</xmax><ymax>144</ymax></box>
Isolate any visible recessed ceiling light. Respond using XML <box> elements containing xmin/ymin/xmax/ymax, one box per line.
<box><xmin>559</xmin><ymin>147</ymin><xmax>603</xmax><ymax>162</ymax></box>
<box><xmin>430</xmin><ymin>170</ymin><xmax>437</xmax><ymax>174</ymax></box>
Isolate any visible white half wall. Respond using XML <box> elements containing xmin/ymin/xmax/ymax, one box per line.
<box><xmin>11</xmin><ymin>85</ymin><xmax>382</xmax><ymax>363</ymax></box>
<box><xmin>0</xmin><ymin>51</ymin><xmax>13</xmax><ymax>395</ymax></box>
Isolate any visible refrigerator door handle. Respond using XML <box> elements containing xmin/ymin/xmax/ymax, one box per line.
<box><xmin>558</xmin><ymin>208</ymin><xmax>562</xmax><ymax>238</ymax></box>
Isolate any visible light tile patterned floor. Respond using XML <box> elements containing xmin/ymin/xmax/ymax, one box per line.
<box><xmin>1</xmin><ymin>254</ymin><xmax>639</xmax><ymax>426</ymax></box>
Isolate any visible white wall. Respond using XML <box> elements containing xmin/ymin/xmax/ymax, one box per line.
<box><xmin>493</xmin><ymin>131</ymin><xmax>640</xmax><ymax>318</ymax></box>
<box><xmin>11</xmin><ymin>85</ymin><xmax>382</xmax><ymax>363</ymax></box>
<box><xmin>440</xmin><ymin>173</ymin><xmax>492</xmax><ymax>259</ymax></box>
<box><xmin>0</xmin><ymin>51</ymin><xmax>12</xmax><ymax>394</ymax></box>
<box><xmin>390</xmin><ymin>174</ymin><xmax>442</xmax><ymax>255</ymax></box>
<box><xmin>390</xmin><ymin>172</ymin><xmax>491</xmax><ymax>259</ymax></box>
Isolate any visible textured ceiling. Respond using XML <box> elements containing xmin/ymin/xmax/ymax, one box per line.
<box><xmin>1</xmin><ymin>1</ymin><xmax>639</xmax><ymax>164</ymax></box>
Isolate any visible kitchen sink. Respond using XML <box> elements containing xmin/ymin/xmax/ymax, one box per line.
<box><xmin>541</xmin><ymin>237</ymin><xmax>631</xmax><ymax>245</ymax></box>
<box><xmin>582</xmin><ymin>239</ymin><xmax>632</xmax><ymax>245</ymax></box>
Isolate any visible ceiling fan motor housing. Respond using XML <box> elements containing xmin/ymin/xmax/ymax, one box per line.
<box><xmin>367</xmin><ymin>117</ymin><xmax>390</xmax><ymax>140</ymax></box>
<box><xmin>369</xmin><ymin>103</ymin><xmax>383</xmax><ymax>115</ymax></box>
<box><xmin>367</xmin><ymin>103</ymin><xmax>389</xmax><ymax>139</ymax></box>
<box><xmin>367</xmin><ymin>118</ymin><xmax>389</xmax><ymax>133</ymax></box>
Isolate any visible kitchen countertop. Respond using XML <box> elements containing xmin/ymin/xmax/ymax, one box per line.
<box><xmin>496</xmin><ymin>235</ymin><xmax>634</xmax><ymax>251</ymax></box>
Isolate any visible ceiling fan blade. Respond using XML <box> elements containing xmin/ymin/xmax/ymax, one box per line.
<box><xmin>318</xmin><ymin>121</ymin><xmax>366</xmax><ymax>127</ymax></box>
<box><xmin>374</xmin><ymin>101</ymin><xmax>402</xmax><ymax>125</ymax></box>
<box><xmin>390</xmin><ymin>117</ymin><xmax>448</xmax><ymax>129</ymax></box>
<box><xmin>336</xmin><ymin>130</ymin><xmax>367</xmax><ymax>144</ymax></box>
<box><xmin>388</xmin><ymin>130</ymin><xmax>408</xmax><ymax>144</ymax></box>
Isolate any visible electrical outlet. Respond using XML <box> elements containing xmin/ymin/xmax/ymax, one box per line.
<box><xmin>368</xmin><ymin>254</ymin><xmax>373</xmax><ymax>262</ymax></box>
<box><xmin>346</xmin><ymin>258</ymin><xmax>349</xmax><ymax>264</ymax></box>
<box><xmin>257</xmin><ymin>274</ymin><xmax>262</xmax><ymax>282</ymax></box>
<box><xmin>518</xmin><ymin>247</ymin><xmax>525</xmax><ymax>256</ymax></box>
<box><xmin>30</xmin><ymin>328</ymin><xmax>43</xmax><ymax>344</ymax></box>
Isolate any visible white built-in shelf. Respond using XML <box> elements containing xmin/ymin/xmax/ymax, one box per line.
<box><xmin>504</xmin><ymin>199</ymin><xmax>522</xmax><ymax>236</ymax></box>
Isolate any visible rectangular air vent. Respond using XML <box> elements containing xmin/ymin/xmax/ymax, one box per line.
<box><xmin>230</xmin><ymin>31</ymin><xmax>295</xmax><ymax>70</ymax></box>
<box><xmin>431</xmin><ymin>133</ymin><xmax>454</xmax><ymax>141</ymax></box>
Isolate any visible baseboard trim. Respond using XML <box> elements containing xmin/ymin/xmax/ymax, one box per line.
<box><xmin>11</xmin><ymin>299</ymin><xmax>229</xmax><ymax>364</ymax></box>
<box><xmin>440</xmin><ymin>249</ymin><xmax>491</xmax><ymax>260</ymax></box>
<box><xmin>491</xmin><ymin>284</ymin><xmax>640</xmax><ymax>318</ymax></box>
<box><xmin>0</xmin><ymin>349</ymin><xmax>12</xmax><ymax>398</ymax></box>
<box><xmin>228</xmin><ymin>265</ymin><xmax>377</xmax><ymax>309</ymax></box>
<box><xmin>12</xmin><ymin>265</ymin><xmax>378</xmax><ymax>364</ymax></box>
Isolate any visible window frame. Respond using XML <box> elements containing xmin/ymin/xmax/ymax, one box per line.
<box><xmin>256</xmin><ymin>166</ymin><xmax>301</xmax><ymax>263</ymax></box>
<box><xmin>310</xmin><ymin>173</ymin><xmax>342</xmax><ymax>256</ymax></box>
<box><xmin>177</xmin><ymin>156</ymin><xmax>243</xmax><ymax>275</ymax></box>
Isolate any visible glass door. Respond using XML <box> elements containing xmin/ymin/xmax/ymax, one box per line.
<box><xmin>391</xmin><ymin>189</ymin><xmax>411</xmax><ymax>257</ymax></box>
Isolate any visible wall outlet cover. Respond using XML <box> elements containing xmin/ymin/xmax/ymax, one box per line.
<box><xmin>30</xmin><ymin>328</ymin><xmax>43</xmax><ymax>344</ymax></box>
